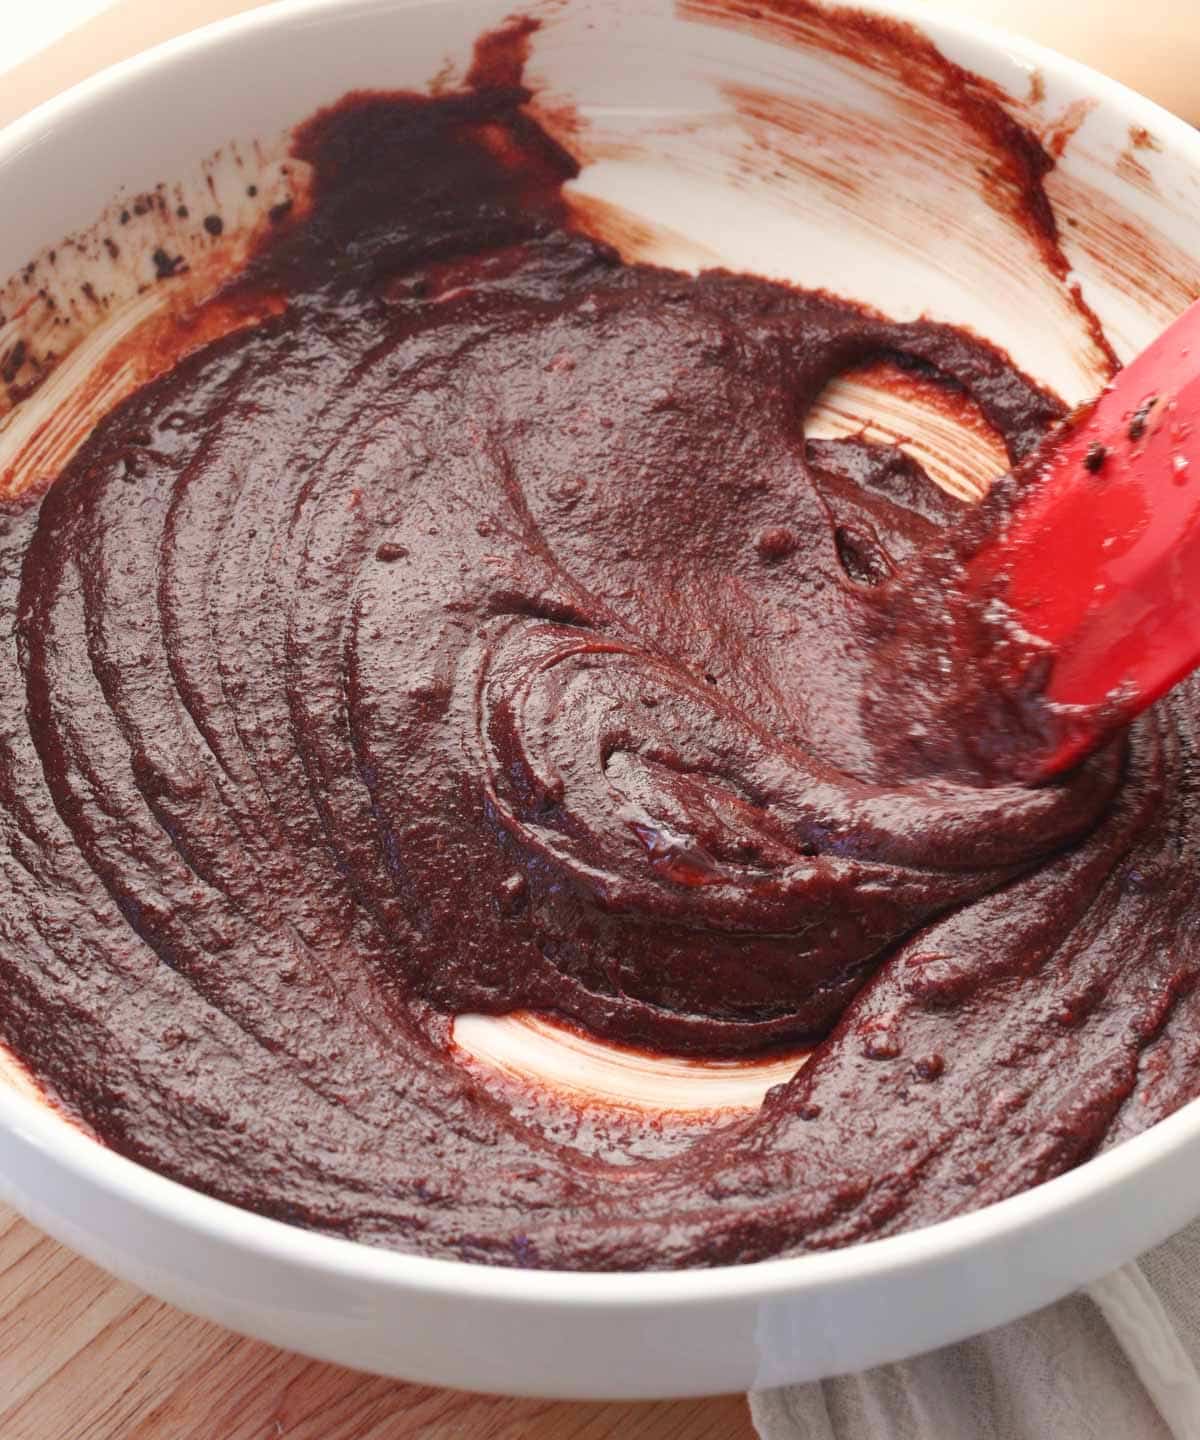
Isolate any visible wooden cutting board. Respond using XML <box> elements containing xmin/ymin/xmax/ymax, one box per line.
<box><xmin>0</xmin><ymin>1204</ymin><xmax>756</xmax><ymax>1438</ymax></box>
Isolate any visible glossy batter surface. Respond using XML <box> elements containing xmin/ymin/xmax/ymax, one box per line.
<box><xmin>2</xmin><ymin>51</ymin><xmax>1198</xmax><ymax>1270</ymax></box>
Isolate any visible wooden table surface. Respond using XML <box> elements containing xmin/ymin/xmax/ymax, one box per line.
<box><xmin>0</xmin><ymin>1204</ymin><xmax>756</xmax><ymax>1439</ymax></box>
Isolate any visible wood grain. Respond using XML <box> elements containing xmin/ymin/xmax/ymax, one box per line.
<box><xmin>0</xmin><ymin>1206</ymin><xmax>756</xmax><ymax>1439</ymax></box>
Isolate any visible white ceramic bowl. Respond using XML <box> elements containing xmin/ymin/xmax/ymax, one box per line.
<box><xmin>3</xmin><ymin>0</ymin><xmax>1200</xmax><ymax>1400</ymax></box>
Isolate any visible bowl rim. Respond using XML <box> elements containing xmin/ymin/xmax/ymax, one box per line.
<box><xmin>5</xmin><ymin>1076</ymin><xmax>1200</xmax><ymax>1303</ymax></box>
<box><xmin>3</xmin><ymin>0</ymin><xmax>1200</xmax><ymax>1305</ymax></box>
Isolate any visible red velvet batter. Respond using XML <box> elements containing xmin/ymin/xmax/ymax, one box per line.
<box><xmin>0</xmin><ymin>31</ymin><xmax>1197</xmax><ymax>1270</ymax></box>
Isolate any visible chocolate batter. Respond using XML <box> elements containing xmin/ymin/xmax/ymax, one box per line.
<box><xmin>1</xmin><ymin>28</ymin><xmax>1198</xmax><ymax>1270</ymax></box>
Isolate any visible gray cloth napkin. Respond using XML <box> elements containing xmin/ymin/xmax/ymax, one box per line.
<box><xmin>751</xmin><ymin>1219</ymin><xmax>1200</xmax><ymax>1440</ymax></box>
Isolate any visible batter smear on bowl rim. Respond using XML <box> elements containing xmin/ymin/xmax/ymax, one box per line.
<box><xmin>0</xmin><ymin>14</ymin><xmax>1197</xmax><ymax>1271</ymax></box>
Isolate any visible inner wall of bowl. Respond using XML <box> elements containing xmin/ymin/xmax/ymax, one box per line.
<box><xmin>2</xmin><ymin>0</ymin><xmax>1199</xmax><ymax>406</ymax></box>
<box><xmin>4</xmin><ymin>0</ymin><xmax>1199</xmax><ymax>477</ymax></box>
<box><xmin>3</xmin><ymin>0</ymin><xmax>1200</xmax><ymax>1115</ymax></box>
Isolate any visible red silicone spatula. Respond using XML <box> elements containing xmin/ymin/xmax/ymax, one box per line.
<box><xmin>965</xmin><ymin>297</ymin><xmax>1200</xmax><ymax>780</ymax></box>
